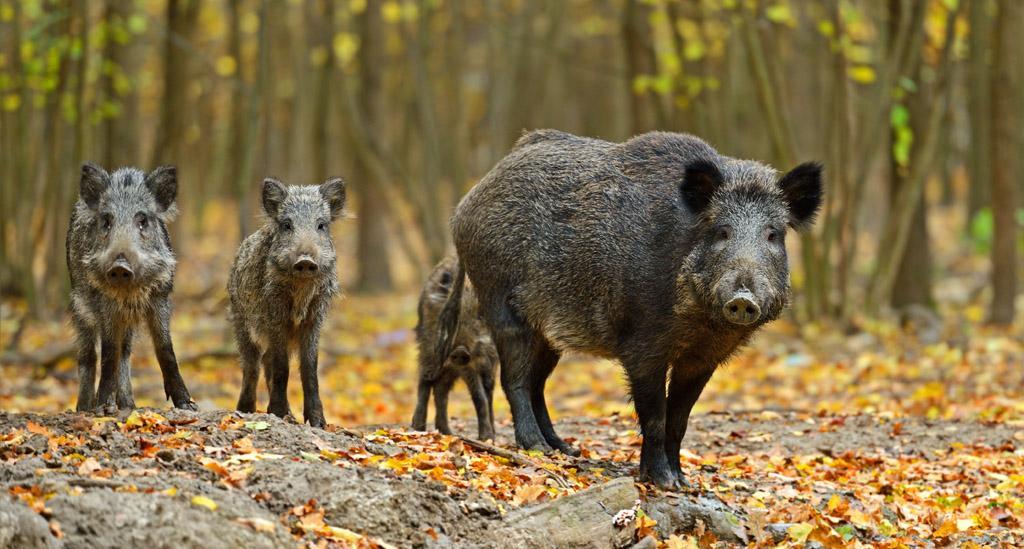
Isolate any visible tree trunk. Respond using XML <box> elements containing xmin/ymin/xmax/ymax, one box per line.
<box><xmin>988</xmin><ymin>0</ymin><xmax>1021</xmax><ymax>325</ymax></box>
<box><xmin>353</xmin><ymin>1</ymin><xmax>393</xmax><ymax>292</ymax></box>
<box><xmin>967</xmin><ymin>0</ymin><xmax>993</xmax><ymax>220</ymax></box>
<box><xmin>102</xmin><ymin>0</ymin><xmax>139</xmax><ymax>169</ymax></box>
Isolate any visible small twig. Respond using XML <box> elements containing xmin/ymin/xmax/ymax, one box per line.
<box><xmin>458</xmin><ymin>436</ymin><xmax>572</xmax><ymax>490</ymax></box>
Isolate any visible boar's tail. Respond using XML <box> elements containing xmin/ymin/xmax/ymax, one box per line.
<box><xmin>432</xmin><ymin>260</ymin><xmax>466</xmax><ymax>380</ymax></box>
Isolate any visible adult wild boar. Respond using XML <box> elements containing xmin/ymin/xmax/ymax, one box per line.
<box><xmin>437</xmin><ymin>130</ymin><xmax>822</xmax><ymax>487</ymax></box>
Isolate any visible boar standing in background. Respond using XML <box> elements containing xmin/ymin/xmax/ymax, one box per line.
<box><xmin>438</xmin><ymin>130</ymin><xmax>823</xmax><ymax>488</ymax></box>
<box><xmin>67</xmin><ymin>163</ymin><xmax>196</xmax><ymax>413</ymax></box>
<box><xmin>230</xmin><ymin>177</ymin><xmax>346</xmax><ymax>428</ymax></box>
<box><xmin>411</xmin><ymin>255</ymin><xmax>498</xmax><ymax>440</ymax></box>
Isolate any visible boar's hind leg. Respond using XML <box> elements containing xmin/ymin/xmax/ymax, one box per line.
<box><xmin>665</xmin><ymin>368</ymin><xmax>713</xmax><ymax>485</ymax></box>
<box><xmin>625</xmin><ymin>359</ymin><xmax>677</xmax><ymax>489</ymax></box>
<box><xmin>489</xmin><ymin>304</ymin><xmax>552</xmax><ymax>452</ymax></box>
<box><xmin>464</xmin><ymin>370</ymin><xmax>494</xmax><ymax>440</ymax></box>
<box><xmin>115</xmin><ymin>328</ymin><xmax>135</xmax><ymax>409</ymax></box>
<box><xmin>147</xmin><ymin>300</ymin><xmax>197</xmax><ymax>410</ymax></box>
<box><xmin>432</xmin><ymin>374</ymin><xmax>456</xmax><ymax>435</ymax></box>
<box><xmin>73</xmin><ymin>323</ymin><xmax>98</xmax><ymax>412</ymax></box>
<box><xmin>411</xmin><ymin>377</ymin><xmax>432</xmax><ymax>431</ymax></box>
<box><xmin>528</xmin><ymin>346</ymin><xmax>579</xmax><ymax>456</ymax></box>
<box><xmin>234</xmin><ymin>322</ymin><xmax>262</xmax><ymax>413</ymax></box>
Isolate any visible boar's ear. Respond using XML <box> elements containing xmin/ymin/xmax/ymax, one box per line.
<box><xmin>262</xmin><ymin>178</ymin><xmax>288</xmax><ymax>218</ymax></box>
<box><xmin>145</xmin><ymin>166</ymin><xmax>178</xmax><ymax>212</ymax></box>
<box><xmin>681</xmin><ymin>159</ymin><xmax>723</xmax><ymax>214</ymax></box>
<box><xmin>777</xmin><ymin>162</ymin><xmax>823</xmax><ymax>228</ymax></box>
<box><xmin>319</xmin><ymin>177</ymin><xmax>347</xmax><ymax>221</ymax></box>
<box><xmin>80</xmin><ymin>163</ymin><xmax>109</xmax><ymax>209</ymax></box>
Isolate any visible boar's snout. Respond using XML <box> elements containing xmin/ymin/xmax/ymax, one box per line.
<box><xmin>723</xmin><ymin>289</ymin><xmax>761</xmax><ymax>326</ymax></box>
<box><xmin>105</xmin><ymin>256</ymin><xmax>135</xmax><ymax>286</ymax></box>
<box><xmin>292</xmin><ymin>256</ymin><xmax>319</xmax><ymax>277</ymax></box>
<box><xmin>449</xmin><ymin>346</ymin><xmax>471</xmax><ymax>366</ymax></box>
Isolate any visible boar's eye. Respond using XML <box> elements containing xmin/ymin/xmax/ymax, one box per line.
<box><xmin>281</xmin><ymin>219</ymin><xmax>293</xmax><ymax>231</ymax></box>
<box><xmin>136</xmin><ymin>213</ymin><xmax>148</xmax><ymax>230</ymax></box>
<box><xmin>766</xmin><ymin>230</ymin><xmax>777</xmax><ymax>242</ymax></box>
<box><xmin>101</xmin><ymin>213</ymin><xmax>113</xmax><ymax>231</ymax></box>
<box><xmin>716</xmin><ymin>226</ymin><xmax>732</xmax><ymax>241</ymax></box>
<box><xmin>317</xmin><ymin>221</ymin><xmax>327</xmax><ymax>233</ymax></box>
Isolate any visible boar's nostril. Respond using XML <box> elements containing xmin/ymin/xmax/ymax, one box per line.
<box><xmin>293</xmin><ymin>259</ymin><xmax>318</xmax><ymax>273</ymax></box>
<box><xmin>723</xmin><ymin>294</ymin><xmax>760</xmax><ymax>326</ymax></box>
<box><xmin>106</xmin><ymin>264</ymin><xmax>134</xmax><ymax>284</ymax></box>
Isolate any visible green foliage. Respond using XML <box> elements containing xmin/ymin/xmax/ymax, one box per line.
<box><xmin>890</xmin><ymin>104</ymin><xmax>913</xmax><ymax>168</ymax></box>
<box><xmin>970</xmin><ymin>208</ymin><xmax>993</xmax><ymax>253</ymax></box>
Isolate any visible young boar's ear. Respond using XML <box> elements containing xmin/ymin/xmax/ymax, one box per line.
<box><xmin>319</xmin><ymin>177</ymin><xmax>346</xmax><ymax>221</ymax></box>
<box><xmin>80</xmin><ymin>163</ymin><xmax>109</xmax><ymax>209</ymax></box>
<box><xmin>145</xmin><ymin>166</ymin><xmax>178</xmax><ymax>212</ymax></box>
<box><xmin>262</xmin><ymin>178</ymin><xmax>288</xmax><ymax>218</ymax></box>
<box><xmin>681</xmin><ymin>159</ymin><xmax>723</xmax><ymax>214</ymax></box>
<box><xmin>777</xmin><ymin>161</ymin><xmax>823</xmax><ymax>229</ymax></box>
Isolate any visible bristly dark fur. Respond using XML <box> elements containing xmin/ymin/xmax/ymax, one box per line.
<box><xmin>438</xmin><ymin>130</ymin><xmax>823</xmax><ymax>488</ymax></box>
<box><xmin>229</xmin><ymin>177</ymin><xmax>346</xmax><ymax>428</ymax></box>
<box><xmin>411</xmin><ymin>255</ymin><xmax>498</xmax><ymax>440</ymax></box>
<box><xmin>67</xmin><ymin>163</ymin><xmax>196</xmax><ymax>413</ymax></box>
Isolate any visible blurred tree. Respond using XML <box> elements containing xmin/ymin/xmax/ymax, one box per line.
<box><xmin>988</xmin><ymin>0</ymin><xmax>1020</xmax><ymax>325</ymax></box>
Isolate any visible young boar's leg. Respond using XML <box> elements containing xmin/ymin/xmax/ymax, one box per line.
<box><xmin>73</xmin><ymin>323</ymin><xmax>98</xmax><ymax>412</ymax></box>
<box><xmin>298</xmin><ymin>325</ymin><xmax>326</xmax><ymax>428</ymax></box>
<box><xmin>482</xmin><ymin>369</ymin><xmax>496</xmax><ymax>438</ymax></box>
<box><xmin>147</xmin><ymin>299</ymin><xmax>197</xmax><ymax>410</ymax></box>
<box><xmin>411</xmin><ymin>377</ymin><xmax>433</xmax><ymax>431</ymax></box>
<box><xmin>432</xmin><ymin>374</ymin><xmax>456</xmax><ymax>435</ymax></box>
<box><xmin>529</xmin><ymin>346</ymin><xmax>579</xmax><ymax>456</ymax></box>
<box><xmin>114</xmin><ymin>328</ymin><xmax>135</xmax><ymax>409</ymax></box>
<box><xmin>464</xmin><ymin>370</ymin><xmax>494</xmax><ymax>441</ymax></box>
<box><xmin>664</xmin><ymin>367</ymin><xmax>713</xmax><ymax>485</ymax></box>
<box><xmin>491</xmin><ymin>313</ymin><xmax>552</xmax><ymax>452</ymax></box>
<box><xmin>264</xmin><ymin>331</ymin><xmax>292</xmax><ymax>420</ymax></box>
<box><xmin>624</xmin><ymin>358</ymin><xmax>676</xmax><ymax>488</ymax></box>
<box><xmin>94</xmin><ymin>329</ymin><xmax>124</xmax><ymax>414</ymax></box>
<box><xmin>234</xmin><ymin>321</ymin><xmax>262</xmax><ymax>413</ymax></box>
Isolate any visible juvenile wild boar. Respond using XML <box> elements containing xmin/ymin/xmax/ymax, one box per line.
<box><xmin>439</xmin><ymin>130</ymin><xmax>822</xmax><ymax>487</ymax></box>
<box><xmin>67</xmin><ymin>163</ymin><xmax>196</xmax><ymax>413</ymax></box>
<box><xmin>229</xmin><ymin>177</ymin><xmax>346</xmax><ymax>428</ymax></box>
<box><xmin>411</xmin><ymin>256</ymin><xmax>498</xmax><ymax>440</ymax></box>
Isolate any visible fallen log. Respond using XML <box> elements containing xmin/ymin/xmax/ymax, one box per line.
<box><xmin>501</xmin><ymin>477</ymin><xmax>639</xmax><ymax>548</ymax></box>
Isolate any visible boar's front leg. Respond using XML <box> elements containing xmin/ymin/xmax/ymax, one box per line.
<box><xmin>234</xmin><ymin>320</ymin><xmax>262</xmax><ymax>414</ymax></box>
<box><xmin>298</xmin><ymin>323</ymin><xmax>326</xmax><ymax>428</ymax></box>
<box><xmin>115</xmin><ymin>328</ymin><xmax>135</xmax><ymax>409</ymax></box>
<box><xmin>624</xmin><ymin>357</ymin><xmax>676</xmax><ymax>489</ymax></box>
<box><xmin>94</xmin><ymin>328</ymin><xmax>126</xmax><ymax>414</ymax></box>
<box><xmin>73</xmin><ymin>321</ymin><xmax>98</xmax><ymax>412</ymax></box>
<box><xmin>264</xmin><ymin>330</ymin><xmax>292</xmax><ymax>420</ymax></box>
<box><xmin>665</xmin><ymin>367</ymin><xmax>713</xmax><ymax>486</ymax></box>
<box><xmin>147</xmin><ymin>299</ymin><xmax>196</xmax><ymax>410</ymax></box>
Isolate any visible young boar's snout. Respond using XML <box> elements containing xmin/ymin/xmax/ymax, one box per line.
<box><xmin>292</xmin><ymin>255</ymin><xmax>319</xmax><ymax>275</ymax></box>
<box><xmin>290</xmin><ymin>233</ymin><xmax>321</xmax><ymax>277</ymax></box>
<box><xmin>449</xmin><ymin>346</ymin><xmax>472</xmax><ymax>366</ymax></box>
<box><xmin>723</xmin><ymin>289</ymin><xmax>761</xmax><ymax>325</ymax></box>
<box><xmin>105</xmin><ymin>255</ymin><xmax>135</xmax><ymax>285</ymax></box>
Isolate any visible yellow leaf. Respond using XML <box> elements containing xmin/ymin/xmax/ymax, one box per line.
<box><xmin>191</xmin><ymin>495</ymin><xmax>218</xmax><ymax>511</ymax></box>
<box><xmin>848</xmin><ymin>65</ymin><xmax>877</xmax><ymax>84</ymax></box>
<box><xmin>932</xmin><ymin>519</ymin><xmax>957</xmax><ymax>538</ymax></box>
<box><xmin>236</xmin><ymin>517</ymin><xmax>275</xmax><ymax>533</ymax></box>
<box><xmin>788</xmin><ymin>523</ymin><xmax>814</xmax><ymax>543</ymax></box>
<box><xmin>215</xmin><ymin>55</ymin><xmax>236</xmax><ymax>77</ymax></box>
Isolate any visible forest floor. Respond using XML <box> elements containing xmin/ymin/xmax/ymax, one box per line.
<box><xmin>1</xmin><ymin>241</ymin><xmax>1023</xmax><ymax>546</ymax></box>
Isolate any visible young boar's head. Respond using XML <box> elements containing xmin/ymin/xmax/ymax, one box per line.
<box><xmin>262</xmin><ymin>177</ymin><xmax>346</xmax><ymax>280</ymax></box>
<box><xmin>428</xmin><ymin>266</ymin><xmax>495</xmax><ymax>371</ymax></box>
<box><xmin>681</xmin><ymin>159</ymin><xmax>823</xmax><ymax>327</ymax></box>
<box><xmin>78</xmin><ymin>163</ymin><xmax>178</xmax><ymax>296</ymax></box>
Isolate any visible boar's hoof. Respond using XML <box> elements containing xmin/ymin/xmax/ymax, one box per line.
<box><xmin>92</xmin><ymin>401</ymin><xmax>119</xmax><ymax>417</ymax></box>
<box><xmin>306</xmin><ymin>414</ymin><xmax>326</xmax><ymax>429</ymax></box>
<box><xmin>639</xmin><ymin>468</ymin><xmax>681</xmax><ymax>490</ymax></box>
<box><xmin>555</xmin><ymin>443</ymin><xmax>582</xmax><ymax>458</ymax></box>
<box><xmin>173</xmin><ymin>398</ymin><xmax>198</xmax><ymax>411</ymax></box>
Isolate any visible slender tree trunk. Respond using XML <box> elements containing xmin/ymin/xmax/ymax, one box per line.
<box><xmin>102</xmin><ymin>0</ymin><xmax>138</xmax><ymax>169</ymax></box>
<box><xmin>354</xmin><ymin>1</ymin><xmax>393</xmax><ymax>292</ymax></box>
<box><xmin>621</xmin><ymin>0</ymin><xmax>658</xmax><ymax>135</ymax></box>
<box><xmin>967</xmin><ymin>0</ymin><xmax>993</xmax><ymax>220</ymax></box>
<box><xmin>310</xmin><ymin>0</ymin><xmax>335</xmax><ymax>182</ymax></box>
<box><xmin>988</xmin><ymin>0</ymin><xmax>1021</xmax><ymax>325</ymax></box>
